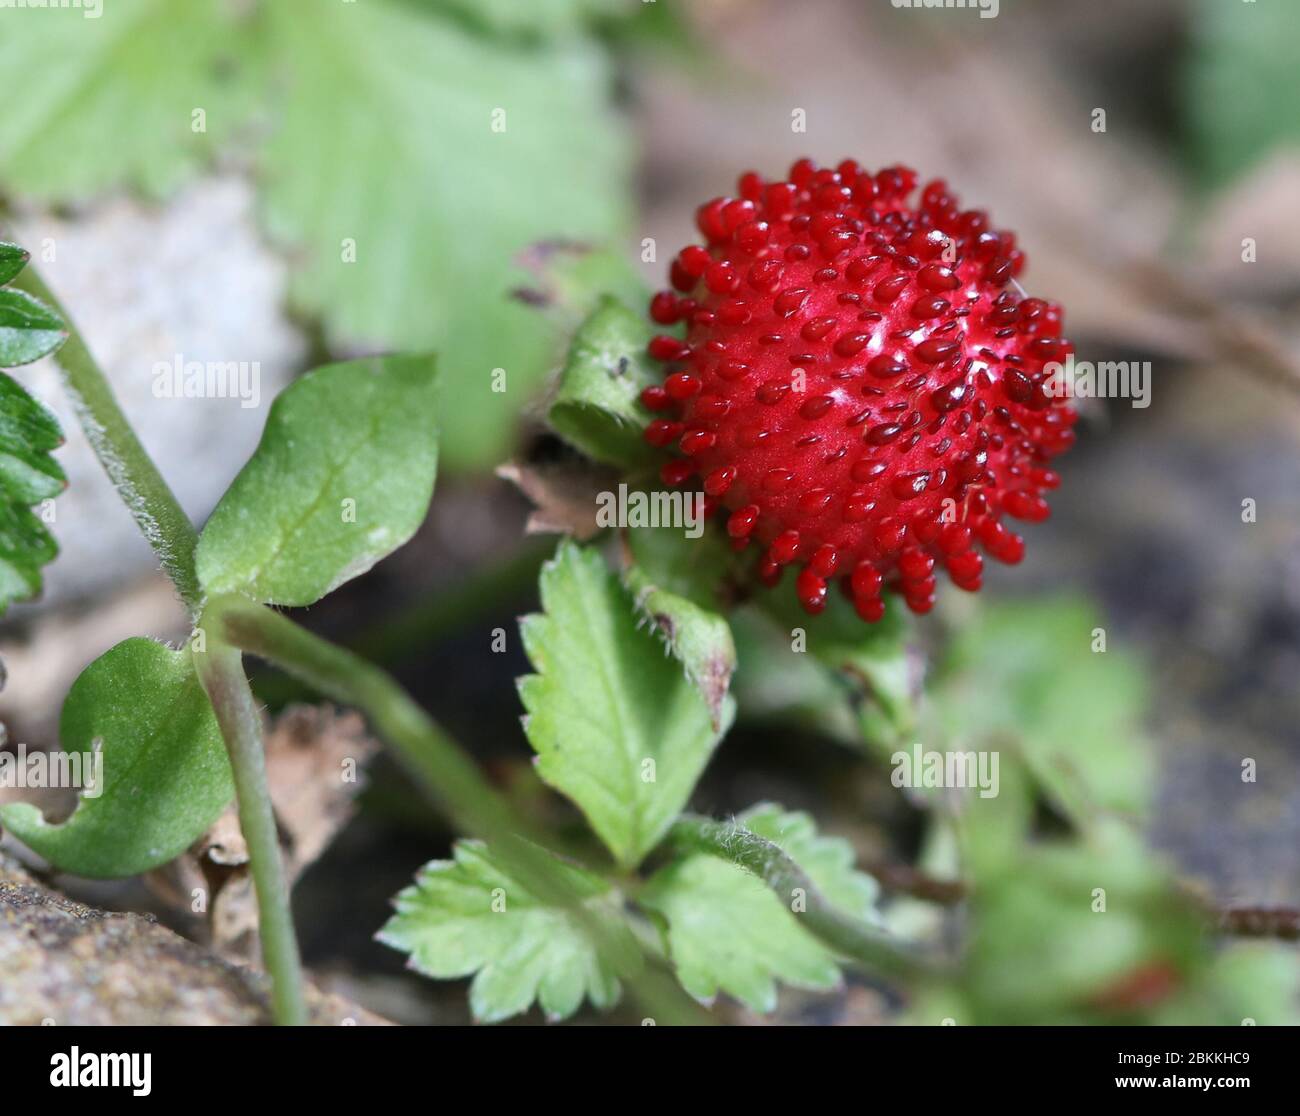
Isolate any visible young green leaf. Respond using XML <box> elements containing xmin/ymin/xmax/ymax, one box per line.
<box><xmin>639</xmin><ymin>853</ymin><xmax>841</xmax><ymax>1013</ymax></box>
<box><xmin>0</xmin><ymin>288</ymin><xmax>67</xmax><ymax>368</ymax></box>
<box><xmin>378</xmin><ymin>839</ymin><xmax>638</xmax><ymax>1023</ymax></box>
<box><xmin>0</xmin><ymin>371</ymin><xmax>66</xmax><ymax>614</ymax></box>
<box><xmin>548</xmin><ymin>296</ymin><xmax>659</xmax><ymax>469</ymax></box>
<box><xmin>196</xmin><ymin>354</ymin><xmax>438</xmax><ymax>607</ymax></box>
<box><xmin>518</xmin><ymin>540</ymin><xmax>730</xmax><ymax>868</ymax></box>
<box><xmin>0</xmin><ymin>639</ymin><xmax>233</xmax><ymax>878</ymax></box>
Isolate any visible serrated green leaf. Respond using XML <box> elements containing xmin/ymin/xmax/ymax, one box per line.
<box><xmin>196</xmin><ymin>354</ymin><xmax>438</xmax><ymax>607</ymax></box>
<box><xmin>1185</xmin><ymin>0</ymin><xmax>1300</xmax><ymax>189</ymax></box>
<box><xmin>0</xmin><ymin>243</ymin><xmax>30</xmax><ymax>287</ymax></box>
<box><xmin>518</xmin><ymin>540</ymin><xmax>729</xmax><ymax>868</ymax></box>
<box><xmin>0</xmin><ymin>639</ymin><xmax>233</xmax><ymax>878</ymax></box>
<box><xmin>0</xmin><ymin>370</ymin><xmax>65</xmax><ymax>614</ymax></box>
<box><xmin>623</xmin><ymin>557</ymin><xmax>736</xmax><ymax>731</ymax></box>
<box><xmin>0</xmin><ymin>0</ymin><xmax>632</xmax><ymax>472</ymax></box>
<box><xmin>0</xmin><ymin>289</ymin><xmax>66</xmax><ymax>368</ymax></box>
<box><xmin>639</xmin><ymin>853</ymin><xmax>841</xmax><ymax>1013</ymax></box>
<box><xmin>738</xmin><ymin>803</ymin><xmax>881</xmax><ymax>923</ymax></box>
<box><xmin>548</xmin><ymin>296</ymin><xmax>659</xmax><ymax>468</ymax></box>
<box><xmin>378</xmin><ymin>839</ymin><xmax>637</xmax><ymax>1022</ymax></box>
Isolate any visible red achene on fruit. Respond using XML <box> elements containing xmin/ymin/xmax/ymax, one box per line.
<box><xmin>641</xmin><ymin>158</ymin><xmax>1077</xmax><ymax>620</ymax></box>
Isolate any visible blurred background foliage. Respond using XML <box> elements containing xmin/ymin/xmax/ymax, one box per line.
<box><xmin>0</xmin><ymin>0</ymin><xmax>1298</xmax><ymax>1024</ymax></box>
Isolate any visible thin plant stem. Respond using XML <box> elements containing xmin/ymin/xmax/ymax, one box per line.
<box><xmin>194</xmin><ymin>636</ymin><xmax>308</xmax><ymax>1026</ymax></box>
<box><xmin>9</xmin><ymin>262</ymin><xmax>203</xmax><ymax>614</ymax></box>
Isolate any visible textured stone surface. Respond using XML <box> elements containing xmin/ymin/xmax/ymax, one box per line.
<box><xmin>0</xmin><ymin>852</ymin><xmax>387</xmax><ymax>1026</ymax></box>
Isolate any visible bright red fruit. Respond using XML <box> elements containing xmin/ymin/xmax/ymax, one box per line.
<box><xmin>641</xmin><ymin>158</ymin><xmax>1077</xmax><ymax>620</ymax></box>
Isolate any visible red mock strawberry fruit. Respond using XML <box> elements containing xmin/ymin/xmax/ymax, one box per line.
<box><xmin>641</xmin><ymin>158</ymin><xmax>1077</xmax><ymax>621</ymax></box>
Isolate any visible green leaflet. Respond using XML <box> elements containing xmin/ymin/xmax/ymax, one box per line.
<box><xmin>378</xmin><ymin>839</ymin><xmax>638</xmax><ymax>1023</ymax></box>
<box><xmin>640</xmin><ymin>853</ymin><xmax>841</xmax><ymax>1013</ymax></box>
<box><xmin>518</xmin><ymin>541</ymin><xmax>729</xmax><ymax>868</ymax></box>
<box><xmin>0</xmin><ymin>639</ymin><xmax>233</xmax><ymax>878</ymax></box>
<box><xmin>196</xmin><ymin>355</ymin><xmax>438</xmax><ymax>607</ymax></box>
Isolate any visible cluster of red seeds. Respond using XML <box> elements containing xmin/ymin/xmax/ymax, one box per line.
<box><xmin>640</xmin><ymin>158</ymin><xmax>1077</xmax><ymax>620</ymax></box>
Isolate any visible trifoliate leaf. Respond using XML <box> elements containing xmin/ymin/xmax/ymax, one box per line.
<box><xmin>548</xmin><ymin>296</ymin><xmax>659</xmax><ymax>469</ymax></box>
<box><xmin>518</xmin><ymin>541</ymin><xmax>730</xmax><ymax>868</ymax></box>
<box><xmin>0</xmin><ymin>639</ymin><xmax>233</xmax><ymax>878</ymax></box>
<box><xmin>378</xmin><ymin>839</ymin><xmax>638</xmax><ymax>1022</ymax></box>
<box><xmin>639</xmin><ymin>853</ymin><xmax>841</xmax><ymax>1013</ymax></box>
<box><xmin>738</xmin><ymin>803</ymin><xmax>881</xmax><ymax>923</ymax></box>
<box><xmin>196</xmin><ymin>355</ymin><xmax>438</xmax><ymax>608</ymax></box>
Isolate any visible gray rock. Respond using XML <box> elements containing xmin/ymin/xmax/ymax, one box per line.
<box><xmin>8</xmin><ymin>177</ymin><xmax>304</xmax><ymax>611</ymax></box>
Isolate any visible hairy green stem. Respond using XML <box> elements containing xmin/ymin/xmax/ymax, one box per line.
<box><xmin>215</xmin><ymin>597</ymin><xmax>713</xmax><ymax>1025</ymax></box>
<box><xmin>12</xmin><ymin>255</ymin><xmax>307</xmax><ymax>1022</ymax></box>
<box><xmin>668</xmin><ymin>814</ymin><xmax>939</xmax><ymax>979</ymax></box>
<box><xmin>194</xmin><ymin>637</ymin><xmax>307</xmax><ymax>1026</ymax></box>
<box><xmin>10</xmin><ymin>263</ymin><xmax>203</xmax><ymax>614</ymax></box>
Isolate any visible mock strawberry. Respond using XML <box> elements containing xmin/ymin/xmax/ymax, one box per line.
<box><xmin>641</xmin><ymin>158</ymin><xmax>1076</xmax><ymax>620</ymax></box>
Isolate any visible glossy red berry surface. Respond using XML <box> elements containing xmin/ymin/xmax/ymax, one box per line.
<box><xmin>642</xmin><ymin>158</ymin><xmax>1077</xmax><ymax>620</ymax></box>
